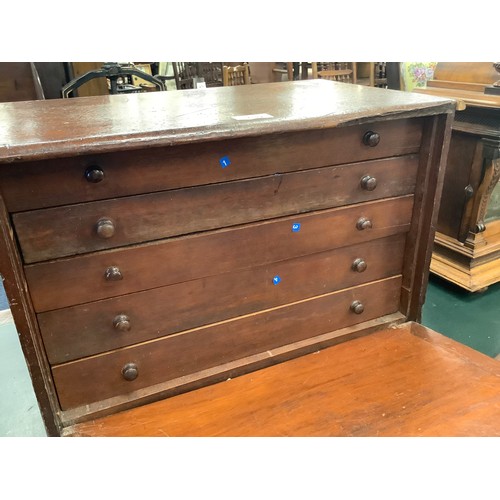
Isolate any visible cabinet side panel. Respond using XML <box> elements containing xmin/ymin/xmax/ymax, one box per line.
<box><xmin>401</xmin><ymin>112</ymin><xmax>454</xmax><ymax>320</ymax></box>
<box><xmin>0</xmin><ymin>193</ymin><xmax>61</xmax><ymax>436</ymax></box>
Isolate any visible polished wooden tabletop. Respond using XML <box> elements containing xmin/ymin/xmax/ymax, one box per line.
<box><xmin>65</xmin><ymin>322</ymin><xmax>500</xmax><ymax>437</ymax></box>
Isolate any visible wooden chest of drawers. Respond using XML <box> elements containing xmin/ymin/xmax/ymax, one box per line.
<box><xmin>0</xmin><ymin>80</ymin><xmax>457</xmax><ymax>436</ymax></box>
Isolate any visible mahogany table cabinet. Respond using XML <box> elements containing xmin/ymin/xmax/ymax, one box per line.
<box><xmin>1</xmin><ymin>79</ymin><xmax>498</xmax><ymax>437</ymax></box>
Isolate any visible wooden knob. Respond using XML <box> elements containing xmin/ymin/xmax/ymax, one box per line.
<box><xmin>356</xmin><ymin>217</ymin><xmax>372</xmax><ymax>230</ymax></box>
<box><xmin>360</xmin><ymin>175</ymin><xmax>377</xmax><ymax>191</ymax></box>
<box><xmin>85</xmin><ymin>166</ymin><xmax>105</xmax><ymax>183</ymax></box>
<box><xmin>105</xmin><ymin>266</ymin><xmax>123</xmax><ymax>281</ymax></box>
<box><xmin>113</xmin><ymin>314</ymin><xmax>131</xmax><ymax>332</ymax></box>
<box><xmin>362</xmin><ymin>131</ymin><xmax>380</xmax><ymax>147</ymax></box>
<box><xmin>122</xmin><ymin>363</ymin><xmax>138</xmax><ymax>381</ymax></box>
<box><xmin>350</xmin><ymin>300</ymin><xmax>365</xmax><ymax>314</ymax></box>
<box><xmin>96</xmin><ymin>218</ymin><xmax>115</xmax><ymax>239</ymax></box>
<box><xmin>352</xmin><ymin>258</ymin><xmax>367</xmax><ymax>273</ymax></box>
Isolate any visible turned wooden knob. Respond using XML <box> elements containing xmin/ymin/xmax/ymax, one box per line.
<box><xmin>96</xmin><ymin>218</ymin><xmax>115</xmax><ymax>239</ymax></box>
<box><xmin>356</xmin><ymin>217</ymin><xmax>372</xmax><ymax>230</ymax></box>
<box><xmin>105</xmin><ymin>266</ymin><xmax>123</xmax><ymax>281</ymax></box>
<box><xmin>122</xmin><ymin>363</ymin><xmax>138</xmax><ymax>381</ymax></box>
<box><xmin>352</xmin><ymin>258</ymin><xmax>367</xmax><ymax>273</ymax></box>
<box><xmin>360</xmin><ymin>175</ymin><xmax>377</xmax><ymax>191</ymax></box>
<box><xmin>113</xmin><ymin>314</ymin><xmax>131</xmax><ymax>332</ymax></box>
<box><xmin>350</xmin><ymin>300</ymin><xmax>365</xmax><ymax>314</ymax></box>
<box><xmin>362</xmin><ymin>131</ymin><xmax>380</xmax><ymax>147</ymax></box>
<box><xmin>85</xmin><ymin>166</ymin><xmax>105</xmax><ymax>183</ymax></box>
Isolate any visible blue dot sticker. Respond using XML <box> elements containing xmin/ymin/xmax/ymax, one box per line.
<box><xmin>292</xmin><ymin>223</ymin><xmax>301</xmax><ymax>232</ymax></box>
<box><xmin>219</xmin><ymin>156</ymin><xmax>231</xmax><ymax>168</ymax></box>
<box><xmin>272</xmin><ymin>275</ymin><xmax>281</xmax><ymax>285</ymax></box>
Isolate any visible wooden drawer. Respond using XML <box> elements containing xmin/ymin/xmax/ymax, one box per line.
<box><xmin>51</xmin><ymin>275</ymin><xmax>403</xmax><ymax>410</ymax></box>
<box><xmin>26</xmin><ymin>195</ymin><xmax>414</xmax><ymax>312</ymax></box>
<box><xmin>0</xmin><ymin>118</ymin><xmax>423</xmax><ymax>212</ymax></box>
<box><xmin>39</xmin><ymin>233</ymin><xmax>407</xmax><ymax>364</ymax></box>
<box><xmin>0</xmin><ymin>80</ymin><xmax>454</xmax><ymax>435</ymax></box>
<box><xmin>14</xmin><ymin>155</ymin><xmax>419</xmax><ymax>263</ymax></box>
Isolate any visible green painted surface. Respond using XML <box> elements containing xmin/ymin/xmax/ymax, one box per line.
<box><xmin>0</xmin><ymin>320</ymin><xmax>47</xmax><ymax>437</ymax></box>
<box><xmin>422</xmin><ymin>275</ymin><xmax>500</xmax><ymax>358</ymax></box>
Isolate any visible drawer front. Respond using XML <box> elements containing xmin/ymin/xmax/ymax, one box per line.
<box><xmin>26</xmin><ymin>195</ymin><xmax>414</xmax><ymax>312</ymax></box>
<box><xmin>15</xmin><ymin>155</ymin><xmax>419</xmax><ymax>263</ymax></box>
<box><xmin>0</xmin><ymin>118</ymin><xmax>423</xmax><ymax>212</ymax></box>
<box><xmin>51</xmin><ymin>275</ymin><xmax>402</xmax><ymax>410</ymax></box>
<box><xmin>39</xmin><ymin>234</ymin><xmax>407</xmax><ymax>364</ymax></box>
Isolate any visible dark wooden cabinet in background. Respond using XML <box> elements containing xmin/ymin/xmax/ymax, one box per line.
<box><xmin>1</xmin><ymin>80</ymin><xmax>499</xmax><ymax>437</ymax></box>
<box><xmin>415</xmin><ymin>63</ymin><xmax>500</xmax><ymax>292</ymax></box>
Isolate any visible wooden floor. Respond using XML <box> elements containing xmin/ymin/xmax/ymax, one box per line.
<box><xmin>65</xmin><ymin>322</ymin><xmax>500</xmax><ymax>437</ymax></box>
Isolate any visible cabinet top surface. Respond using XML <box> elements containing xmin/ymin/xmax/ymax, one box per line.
<box><xmin>0</xmin><ymin>80</ymin><xmax>453</xmax><ymax>162</ymax></box>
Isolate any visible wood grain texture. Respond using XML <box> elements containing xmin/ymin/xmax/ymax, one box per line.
<box><xmin>14</xmin><ymin>155</ymin><xmax>419</xmax><ymax>263</ymax></box>
<box><xmin>64</xmin><ymin>323</ymin><xmax>500</xmax><ymax>437</ymax></box>
<box><xmin>0</xmin><ymin>80</ymin><xmax>453</xmax><ymax>163</ymax></box>
<box><xmin>0</xmin><ymin>80</ymin><xmax>455</xmax><ymax>435</ymax></box>
<box><xmin>0</xmin><ymin>118</ymin><xmax>423</xmax><ymax>212</ymax></box>
<box><xmin>52</xmin><ymin>276</ymin><xmax>402</xmax><ymax>410</ymax></box>
<box><xmin>39</xmin><ymin>234</ymin><xmax>406</xmax><ymax>364</ymax></box>
<box><xmin>26</xmin><ymin>196</ymin><xmax>414</xmax><ymax>312</ymax></box>
<box><xmin>400</xmin><ymin>114</ymin><xmax>453</xmax><ymax>321</ymax></box>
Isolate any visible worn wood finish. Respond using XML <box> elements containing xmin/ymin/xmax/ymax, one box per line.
<box><xmin>40</xmin><ymin>234</ymin><xmax>406</xmax><ymax>364</ymax></box>
<box><xmin>0</xmin><ymin>80</ymin><xmax>455</xmax><ymax>434</ymax></box>
<box><xmin>14</xmin><ymin>155</ymin><xmax>419</xmax><ymax>263</ymax></box>
<box><xmin>0</xmin><ymin>118</ymin><xmax>423</xmax><ymax>213</ymax></box>
<box><xmin>27</xmin><ymin>196</ymin><xmax>414</xmax><ymax>312</ymax></box>
<box><xmin>0</xmin><ymin>80</ymin><xmax>452</xmax><ymax>163</ymax></box>
<box><xmin>52</xmin><ymin>276</ymin><xmax>402</xmax><ymax>410</ymax></box>
<box><xmin>64</xmin><ymin>323</ymin><xmax>500</xmax><ymax>437</ymax></box>
<box><xmin>400</xmin><ymin>114</ymin><xmax>453</xmax><ymax>321</ymax></box>
<box><xmin>57</xmin><ymin>313</ymin><xmax>406</xmax><ymax>426</ymax></box>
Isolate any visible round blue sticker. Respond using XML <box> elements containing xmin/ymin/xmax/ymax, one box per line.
<box><xmin>273</xmin><ymin>275</ymin><xmax>281</xmax><ymax>285</ymax></box>
<box><xmin>219</xmin><ymin>156</ymin><xmax>231</xmax><ymax>168</ymax></box>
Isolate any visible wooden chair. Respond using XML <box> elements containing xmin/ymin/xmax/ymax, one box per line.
<box><xmin>222</xmin><ymin>64</ymin><xmax>251</xmax><ymax>86</ymax></box>
<box><xmin>172</xmin><ymin>62</ymin><xmax>223</xmax><ymax>90</ymax></box>
<box><xmin>312</xmin><ymin>62</ymin><xmax>357</xmax><ymax>84</ymax></box>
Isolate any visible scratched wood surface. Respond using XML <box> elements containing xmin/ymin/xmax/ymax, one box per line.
<box><xmin>52</xmin><ymin>276</ymin><xmax>402</xmax><ymax>410</ymax></box>
<box><xmin>0</xmin><ymin>80</ymin><xmax>452</xmax><ymax>163</ymax></box>
<box><xmin>40</xmin><ymin>234</ymin><xmax>406</xmax><ymax>364</ymax></box>
<box><xmin>0</xmin><ymin>81</ymin><xmax>455</xmax><ymax>435</ymax></box>
<box><xmin>25</xmin><ymin>196</ymin><xmax>414</xmax><ymax>312</ymax></box>
<box><xmin>0</xmin><ymin>119</ymin><xmax>423</xmax><ymax>212</ymax></box>
<box><xmin>14</xmin><ymin>156</ymin><xmax>419</xmax><ymax>263</ymax></box>
<box><xmin>64</xmin><ymin>323</ymin><xmax>500</xmax><ymax>437</ymax></box>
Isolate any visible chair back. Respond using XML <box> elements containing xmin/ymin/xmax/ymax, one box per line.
<box><xmin>173</xmin><ymin>62</ymin><xmax>223</xmax><ymax>89</ymax></box>
<box><xmin>223</xmin><ymin>64</ymin><xmax>251</xmax><ymax>86</ymax></box>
